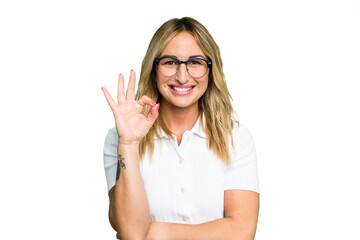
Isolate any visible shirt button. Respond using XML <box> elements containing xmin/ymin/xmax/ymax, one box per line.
<box><xmin>182</xmin><ymin>217</ymin><xmax>187</xmax><ymax>222</ymax></box>
<box><xmin>180</xmin><ymin>188</ymin><xmax>184</xmax><ymax>193</ymax></box>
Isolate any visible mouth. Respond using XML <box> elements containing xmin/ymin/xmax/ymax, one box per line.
<box><xmin>169</xmin><ymin>85</ymin><xmax>195</xmax><ymax>95</ymax></box>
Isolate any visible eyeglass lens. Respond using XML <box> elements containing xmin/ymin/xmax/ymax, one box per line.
<box><xmin>158</xmin><ymin>57</ymin><xmax>208</xmax><ymax>78</ymax></box>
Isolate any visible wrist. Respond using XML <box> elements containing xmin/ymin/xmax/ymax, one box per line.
<box><xmin>118</xmin><ymin>138</ymin><xmax>140</xmax><ymax>146</ymax></box>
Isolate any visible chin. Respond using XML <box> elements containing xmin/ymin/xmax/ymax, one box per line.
<box><xmin>164</xmin><ymin>97</ymin><xmax>197</xmax><ymax>109</ymax></box>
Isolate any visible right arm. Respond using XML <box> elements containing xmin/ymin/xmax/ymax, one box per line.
<box><xmin>102</xmin><ymin>70</ymin><xmax>159</xmax><ymax>240</ymax></box>
<box><xmin>109</xmin><ymin>142</ymin><xmax>150</xmax><ymax>240</ymax></box>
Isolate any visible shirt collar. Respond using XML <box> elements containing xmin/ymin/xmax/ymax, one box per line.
<box><xmin>154</xmin><ymin>127</ymin><xmax>167</xmax><ymax>140</ymax></box>
<box><xmin>154</xmin><ymin>114</ymin><xmax>207</xmax><ymax>140</ymax></box>
<box><xmin>189</xmin><ymin>114</ymin><xmax>207</xmax><ymax>138</ymax></box>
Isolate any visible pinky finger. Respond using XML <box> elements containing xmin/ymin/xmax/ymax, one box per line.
<box><xmin>101</xmin><ymin>87</ymin><xmax>117</xmax><ymax>113</ymax></box>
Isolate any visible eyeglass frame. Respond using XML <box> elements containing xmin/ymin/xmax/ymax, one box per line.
<box><xmin>153</xmin><ymin>55</ymin><xmax>212</xmax><ymax>77</ymax></box>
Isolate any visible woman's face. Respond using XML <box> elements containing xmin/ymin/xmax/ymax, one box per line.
<box><xmin>155</xmin><ymin>31</ymin><xmax>209</xmax><ymax>110</ymax></box>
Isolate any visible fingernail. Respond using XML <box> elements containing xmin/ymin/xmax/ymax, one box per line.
<box><xmin>101</xmin><ymin>87</ymin><xmax>103</xmax><ymax>91</ymax></box>
<box><xmin>156</xmin><ymin>103</ymin><xmax>160</xmax><ymax>110</ymax></box>
<box><xmin>151</xmin><ymin>101</ymin><xmax>156</xmax><ymax>106</ymax></box>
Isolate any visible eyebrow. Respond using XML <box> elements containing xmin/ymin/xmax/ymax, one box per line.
<box><xmin>160</xmin><ymin>54</ymin><xmax>206</xmax><ymax>59</ymax></box>
<box><xmin>189</xmin><ymin>55</ymin><xmax>206</xmax><ymax>59</ymax></box>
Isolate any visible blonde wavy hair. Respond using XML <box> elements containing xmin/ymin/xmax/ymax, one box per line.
<box><xmin>135</xmin><ymin>17</ymin><xmax>237</xmax><ymax>165</ymax></box>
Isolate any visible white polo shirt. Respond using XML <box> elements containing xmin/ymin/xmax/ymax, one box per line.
<box><xmin>103</xmin><ymin>117</ymin><xmax>259</xmax><ymax>224</ymax></box>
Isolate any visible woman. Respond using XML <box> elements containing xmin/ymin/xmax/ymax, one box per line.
<box><xmin>102</xmin><ymin>17</ymin><xmax>260</xmax><ymax>240</ymax></box>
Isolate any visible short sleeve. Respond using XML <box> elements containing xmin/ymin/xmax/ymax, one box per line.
<box><xmin>103</xmin><ymin>127</ymin><xmax>119</xmax><ymax>193</ymax></box>
<box><xmin>224</xmin><ymin>124</ymin><xmax>260</xmax><ymax>194</ymax></box>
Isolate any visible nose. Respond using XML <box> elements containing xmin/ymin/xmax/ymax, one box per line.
<box><xmin>176</xmin><ymin>63</ymin><xmax>190</xmax><ymax>83</ymax></box>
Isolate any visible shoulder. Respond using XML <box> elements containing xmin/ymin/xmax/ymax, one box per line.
<box><xmin>105</xmin><ymin>127</ymin><xmax>118</xmax><ymax>143</ymax></box>
<box><xmin>103</xmin><ymin>127</ymin><xmax>119</xmax><ymax>193</ymax></box>
<box><xmin>104</xmin><ymin>127</ymin><xmax>119</xmax><ymax>154</ymax></box>
<box><xmin>232</xmin><ymin>122</ymin><xmax>255</xmax><ymax>147</ymax></box>
<box><xmin>230</xmin><ymin>122</ymin><xmax>257</xmax><ymax>162</ymax></box>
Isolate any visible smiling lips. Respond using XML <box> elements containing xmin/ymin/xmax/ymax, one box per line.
<box><xmin>169</xmin><ymin>85</ymin><xmax>195</xmax><ymax>95</ymax></box>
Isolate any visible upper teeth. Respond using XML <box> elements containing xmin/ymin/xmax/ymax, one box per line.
<box><xmin>173</xmin><ymin>87</ymin><xmax>192</xmax><ymax>91</ymax></box>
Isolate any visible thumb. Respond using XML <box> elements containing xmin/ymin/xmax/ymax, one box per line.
<box><xmin>146</xmin><ymin>103</ymin><xmax>160</xmax><ymax>123</ymax></box>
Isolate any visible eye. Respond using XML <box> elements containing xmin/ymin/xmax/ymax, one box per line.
<box><xmin>159</xmin><ymin>57</ymin><xmax>178</xmax><ymax>66</ymax></box>
<box><xmin>163</xmin><ymin>60</ymin><xmax>176</xmax><ymax>65</ymax></box>
<box><xmin>189</xmin><ymin>60</ymin><xmax>201</xmax><ymax>65</ymax></box>
<box><xmin>188</xmin><ymin>59</ymin><xmax>206</xmax><ymax>66</ymax></box>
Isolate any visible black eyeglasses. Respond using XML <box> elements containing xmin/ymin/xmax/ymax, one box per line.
<box><xmin>154</xmin><ymin>55</ymin><xmax>212</xmax><ymax>78</ymax></box>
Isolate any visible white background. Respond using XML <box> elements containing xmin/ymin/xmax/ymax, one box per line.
<box><xmin>0</xmin><ymin>0</ymin><xmax>359</xmax><ymax>239</ymax></box>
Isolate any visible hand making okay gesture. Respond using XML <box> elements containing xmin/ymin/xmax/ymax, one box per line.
<box><xmin>101</xmin><ymin>70</ymin><xmax>160</xmax><ymax>145</ymax></box>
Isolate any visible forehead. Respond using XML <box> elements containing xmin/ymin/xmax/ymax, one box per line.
<box><xmin>160</xmin><ymin>31</ymin><xmax>205</xmax><ymax>59</ymax></box>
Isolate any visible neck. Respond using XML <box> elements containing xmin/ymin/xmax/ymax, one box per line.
<box><xmin>160</xmin><ymin>101</ymin><xmax>200</xmax><ymax>136</ymax></box>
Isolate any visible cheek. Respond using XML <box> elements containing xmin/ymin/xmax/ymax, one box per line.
<box><xmin>156</xmin><ymin>76</ymin><xmax>167</xmax><ymax>88</ymax></box>
<box><xmin>199</xmin><ymin>78</ymin><xmax>210</xmax><ymax>98</ymax></box>
<box><xmin>199</xmin><ymin>76</ymin><xmax>209</xmax><ymax>91</ymax></box>
<box><xmin>155</xmin><ymin>77</ymin><xmax>170</xmax><ymax>97</ymax></box>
